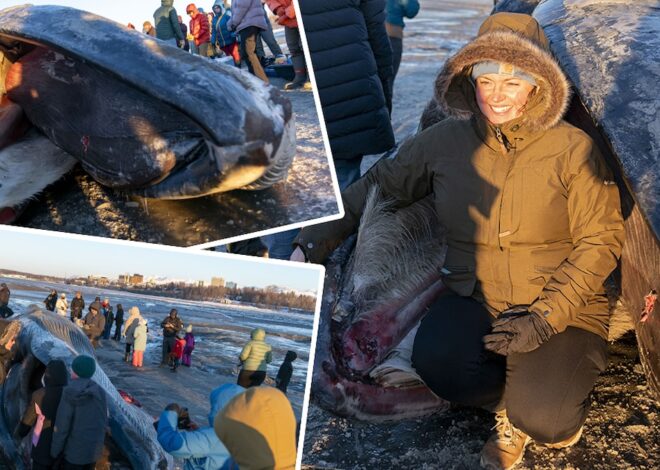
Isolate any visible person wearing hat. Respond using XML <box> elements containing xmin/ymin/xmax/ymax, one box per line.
<box><xmin>182</xmin><ymin>324</ymin><xmax>195</xmax><ymax>367</ymax></box>
<box><xmin>55</xmin><ymin>292</ymin><xmax>68</xmax><ymax>317</ymax></box>
<box><xmin>143</xmin><ymin>20</ymin><xmax>157</xmax><ymax>37</ymax></box>
<box><xmin>82</xmin><ymin>301</ymin><xmax>106</xmax><ymax>348</ymax></box>
<box><xmin>51</xmin><ymin>355</ymin><xmax>108</xmax><ymax>468</ymax></box>
<box><xmin>122</xmin><ymin>306</ymin><xmax>144</xmax><ymax>362</ymax></box>
<box><xmin>237</xmin><ymin>328</ymin><xmax>272</xmax><ymax>387</ymax></box>
<box><xmin>70</xmin><ymin>291</ymin><xmax>85</xmax><ymax>323</ymax></box>
<box><xmin>160</xmin><ymin>308</ymin><xmax>184</xmax><ymax>367</ymax></box>
<box><xmin>186</xmin><ymin>3</ymin><xmax>211</xmax><ymax>56</ymax></box>
<box><xmin>132</xmin><ymin>318</ymin><xmax>148</xmax><ymax>368</ymax></box>
<box><xmin>214</xmin><ymin>387</ymin><xmax>296</xmax><ymax>469</ymax></box>
<box><xmin>0</xmin><ymin>319</ymin><xmax>20</xmax><ymax>384</ymax></box>
<box><xmin>291</xmin><ymin>12</ymin><xmax>624</xmax><ymax>470</ymax></box>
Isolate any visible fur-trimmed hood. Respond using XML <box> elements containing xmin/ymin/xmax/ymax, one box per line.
<box><xmin>435</xmin><ymin>12</ymin><xmax>570</xmax><ymax>132</ymax></box>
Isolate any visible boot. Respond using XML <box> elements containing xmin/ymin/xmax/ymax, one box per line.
<box><xmin>546</xmin><ymin>425</ymin><xmax>583</xmax><ymax>449</ymax></box>
<box><xmin>123</xmin><ymin>352</ymin><xmax>130</xmax><ymax>362</ymax></box>
<box><xmin>284</xmin><ymin>55</ymin><xmax>311</xmax><ymax>90</ymax></box>
<box><xmin>480</xmin><ymin>410</ymin><xmax>531</xmax><ymax>470</ymax></box>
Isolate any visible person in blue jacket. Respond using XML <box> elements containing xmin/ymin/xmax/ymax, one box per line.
<box><xmin>157</xmin><ymin>383</ymin><xmax>245</xmax><ymax>470</ymax></box>
<box><xmin>385</xmin><ymin>0</ymin><xmax>420</xmax><ymax>84</ymax></box>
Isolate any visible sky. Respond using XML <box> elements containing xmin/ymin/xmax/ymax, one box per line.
<box><xmin>0</xmin><ymin>228</ymin><xmax>323</xmax><ymax>293</ymax></box>
<box><xmin>0</xmin><ymin>1</ymin><xmax>231</xmax><ymax>29</ymax></box>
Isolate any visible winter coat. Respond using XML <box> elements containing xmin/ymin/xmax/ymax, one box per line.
<box><xmin>211</xmin><ymin>5</ymin><xmax>237</xmax><ymax>47</ymax></box>
<box><xmin>157</xmin><ymin>384</ymin><xmax>245</xmax><ymax>470</ymax></box>
<box><xmin>70</xmin><ymin>297</ymin><xmax>85</xmax><ymax>319</ymax></box>
<box><xmin>123</xmin><ymin>314</ymin><xmax>141</xmax><ymax>344</ymax></box>
<box><xmin>154</xmin><ymin>0</ymin><xmax>185</xmax><ymax>41</ymax></box>
<box><xmin>296</xmin><ymin>13</ymin><xmax>625</xmax><ymax>340</ymax></box>
<box><xmin>172</xmin><ymin>338</ymin><xmax>186</xmax><ymax>359</ymax></box>
<box><xmin>184</xmin><ymin>332</ymin><xmax>195</xmax><ymax>354</ymax></box>
<box><xmin>214</xmin><ymin>387</ymin><xmax>296</xmax><ymax>470</ymax></box>
<box><xmin>239</xmin><ymin>328</ymin><xmax>272</xmax><ymax>372</ymax></box>
<box><xmin>16</xmin><ymin>360</ymin><xmax>68</xmax><ymax>466</ymax></box>
<box><xmin>115</xmin><ymin>307</ymin><xmax>124</xmax><ymax>326</ymax></box>
<box><xmin>105</xmin><ymin>308</ymin><xmax>115</xmax><ymax>327</ymax></box>
<box><xmin>0</xmin><ymin>284</ymin><xmax>9</xmax><ymax>306</ymax></box>
<box><xmin>189</xmin><ymin>8</ymin><xmax>211</xmax><ymax>46</ymax></box>
<box><xmin>385</xmin><ymin>0</ymin><xmax>419</xmax><ymax>29</ymax></box>
<box><xmin>266</xmin><ymin>0</ymin><xmax>297</xmax><ymax>28</ymax></box>
<box><xmin>298</xmin><ymin>0</ymin><xmax>395</xmax><ymax>160</ymax></box>
<box><xmin>0</xmin><ymin>346</ymin><xmax>12</xmax><ymax>385</ymax></box>
<box><xmin>83</xmin><ymin>311</ymin><xmax>105</xmax><ymax>339</ymax></box>
<box><xmin>227</xmin><ymin>0</ymin><xmax>268</xmax><ymax>33</ymax></box>
<box><xmin>275</xmin><ymin>350</ymin><xmax>297</xmax><ymax>394</ymax></box>
<box><xmin>0</xmin><ymin>319</ymin><xmax>19</xmax><ymax>384</ymax></box>
<box><xmin>44</xmin><ymin>293</ymin><xmax>57</xmax><ymax>312</ymax></box>
<box><xmin>161</xmin><ymin>314</ymin><xmax>184</xmax><ymax>337</ymax></box>
<box><xmin>51</xmin><ymin>378</ymin><xmax>108</xmax><ymax>465</ymax></box>
<box><xmin>133</xmin><ymin>323</ymin><xmax>148</xmax><ymax>351</ymax></box>
<box><xmin>55</xmin><ymin>298</ymin><xmax>68</xmax><ymax>317</ymax></box>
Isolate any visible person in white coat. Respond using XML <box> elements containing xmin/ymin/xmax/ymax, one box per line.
<box><xmin>55</xmin><ymin>293</ymin><xmax>68</xmax><ymax>317</ymax></box>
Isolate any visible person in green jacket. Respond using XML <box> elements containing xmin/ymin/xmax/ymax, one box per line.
<box><xmin>237</xmin><ymin>328</ymin><xmax>272</xmax><ymax>387</ymax></box>
<box><xmin>292</xmin><ymin>12</ymin><xmax>624</xmax><ymax>470</ymax></box>
<box><xmin>153</xmin><ymin>0</ymin><xmax>185</xmax><ymax>47</ymax></box>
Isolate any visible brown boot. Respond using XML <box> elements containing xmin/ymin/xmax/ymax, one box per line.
<box><xmin>546</xmin><ymin>425</ymin><xmax>583</xmax><ymax>449</ymax></box>
<box><xmin>480</xmin><ymin>410</ymin><xmax>531</xmax><ymax>470</ymax></box>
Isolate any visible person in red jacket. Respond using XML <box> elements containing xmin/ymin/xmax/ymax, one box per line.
<box><xmin>186</xmin><ymin>3</ymin><xmax>211</xmax><ymax>57</ymax></box>
<box><xmin>170</xmin><ymin>331</ymin><xmax>186</xmax><ymax>372</ymax></box>
<box><xmin>266</xmin><ymin>0</ymin><xmax>310</xmax><ymax>90</ymax></box>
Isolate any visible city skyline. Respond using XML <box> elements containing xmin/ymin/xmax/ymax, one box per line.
<box><xmin>0</xmin><ymin>227</ymin><xmax>322</xmax><ymax>294</ymax></box>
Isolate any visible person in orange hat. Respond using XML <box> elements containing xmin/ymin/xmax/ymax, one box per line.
<box><xmin>186</xmin><ymin>3</ymin><xmax>211</xmax><ymax>56</ymax></box>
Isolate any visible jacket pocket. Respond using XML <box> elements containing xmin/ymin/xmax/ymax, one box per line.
<box><xmin>528</xmin><ymin>265</ymin><xmax>555</xmax><ymax>287</ymax></box>
<box><xmin>441</xmin><ymin>265</ymin><xmax>477</xmax><ymax>296</ymax></box>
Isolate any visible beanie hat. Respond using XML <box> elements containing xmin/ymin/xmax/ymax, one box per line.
<box><xmin>72</xmin><ymin>355</ymin><xmax>96</xmax><ymax>378</ymax></box>
<box><xmin>471</xmin><ymin>61</ymin><xmax>537</xmax><ymax>86</ymax></box>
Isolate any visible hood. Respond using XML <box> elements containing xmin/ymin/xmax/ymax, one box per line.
<box><xmin>44</xmin><ymin>359</ymin><xmax>69</xmax><ymax>387</ymax></box>
<box><xmin>284</xmin><ymin>350</ymin><xmax>297</xmax><ymax>362</ymax></box>
<box><xmin>434</xmin><ymin>12</ymin><xmax>570</xmax><ymax>132</ymax></box>
<box><xmin>214</xmin><ymin>387</ymin><xmax>297</xmax><ymax>470</ymax></box>
<box><xmin>65</xmin><ymin>378</ymin><xmax>103</xmax><ymax>405</ymax></box>
<box><xmin>186</xmin><ymin>3</ymin><xmax>199</xmax><ymax>15</ymax></box>
<box><xmin>89</xmin><ymin>301</ymin><xmax>102</xmax><ymax>313</ymax></box>
<box><xmin>162</xmin><ymin>0</ymin><xmax>174</xmax><ymax>6</ymax></box>
<box><xmin>251</xmin><ymin>328</ymin><xmax>266</xmax><ymax>341</ymax></box>
<box><xmin>207</xmin><ymin>383</ymin><xmax>245</xmax><ymax>427</ymax></box>
<box><xmin>0</xmin><ymin>319</ymin><xmax>20</xmax><ymax>347</ymax></box>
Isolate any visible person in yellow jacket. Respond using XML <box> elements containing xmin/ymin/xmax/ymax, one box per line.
<box><xmin>237</xmin><ymin>328</ymin><xmax>272</xmax><ymax>387</ymax></box>
<box><xmin>292</xmin><ymin>12</ymin><xmax>625</xmax><ymax>470</ymax></box>
<box><xmin>214</xmin><ymin>387</ymin><xmax>297</xmax><ymax>470</ymax></box>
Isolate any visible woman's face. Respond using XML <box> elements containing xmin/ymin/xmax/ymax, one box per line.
<box><xmin>474</xmin><ymin>73</ymin><xmax>535</xmax><ymax>125</ymax></box>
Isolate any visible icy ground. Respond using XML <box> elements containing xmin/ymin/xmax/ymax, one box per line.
<box><xmin>302</xmin><ymin>1</ymin><xmax>659</xmax><ymax>468</ymax></box>
<box><xmin>2</xmin><ymin>277</ymin><xmax>313</xmax><ymax>424</ymax></box>
<box><xmin>10</xmin><ymin>58</ymin><xmax>337</xmax><ymax>247</ymax></box>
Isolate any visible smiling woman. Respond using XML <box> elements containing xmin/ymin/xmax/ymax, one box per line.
<box><xmin>472</xmin><ymin>68</ymin><xmax>536</xmax><ymax>125</ymax></box>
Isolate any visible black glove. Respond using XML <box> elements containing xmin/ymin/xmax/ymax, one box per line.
<box><xmin>483</xmin><ymin>308</ymin><xmax>557</xmax><ymax>356</ymax></box>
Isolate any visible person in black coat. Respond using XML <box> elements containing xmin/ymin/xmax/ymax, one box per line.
<box><xmin>275</xmin><ymin>350</ymin><xmax>297</xmax><ymax>394</ymax></box>
<box><xmin>113</xmin><ymin>304</ymin><xmax>125</xmax><ymax>341</ymax></box>
<box><xmin>43</xmin><ymin>290</ymin><xmax>58</xmax><ymax>312</ymax></box>
<box><xmin>15</xmin><ymin>359</ymin><xmax>69</xmax><ymax>470</ymax></box>
<box><xmin>0</xmin><ymin>283</ymin><xmax>12</xmax><ymax>318</ymax></box>
<box><xmin>299</xmin><ymin>0</ymin><xmax>395</xmax><ymax>188</ymax></box>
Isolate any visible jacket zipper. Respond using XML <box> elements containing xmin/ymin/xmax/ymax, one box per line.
<box><xmin>495</xmin><ymin>127</ymin><xmax>509</xmax><ymax>156</ymax></box>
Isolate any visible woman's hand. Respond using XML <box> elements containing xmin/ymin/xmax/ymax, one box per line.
<box><xmin>290</xmin><ymin>246</ymin><xmax>306</xmax><ymax>263</ymax></box>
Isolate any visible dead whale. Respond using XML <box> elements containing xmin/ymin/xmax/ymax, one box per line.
<box><xmin>0</xmin><ymin>4</ymin><xmax>295</xmax><ymax>210</ymax></box>
<box><xmin>0</xmin><ymin>306</ymin><xmax>172</xmax><ymax>469</ymax></box>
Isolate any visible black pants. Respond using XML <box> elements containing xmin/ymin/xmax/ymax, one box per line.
<box><xmin>237</xmin><ymin>369</ymin><xmax>266</xmax><ymax>388</ymax></box>
<box><xmin>412</xmin><ymin>294</ymin><xmax>608</xmax><ymax>444</ymax></box>
<box><xmin>113</xmin><ymin>322</ymin><xmax>123</xmax><ymax>340</ymax></box>
<box><xmin>162</xmin><ymin>336</ymin><xmax>175</xmax><ymax>364</ymax></box>
<box><xmin>388</xmin><ymin>35</ymin><xmax>403</xmax><ymax>82</ymax></box>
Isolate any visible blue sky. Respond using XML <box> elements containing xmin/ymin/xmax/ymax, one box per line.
<box><xmin>0</xmin><ymin>1</ymin><xmax>224</xmax><ymax>28</ymax></box>
<box><xmin>0</xmin><ymin>228</ymin><xmax>323</xmax><ymax>292</ymax></box>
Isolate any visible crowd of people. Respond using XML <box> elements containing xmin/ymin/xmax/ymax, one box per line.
<box><xmin>0</xmin><ymin>290</ymin><xmax>302</xmax><ymax>468</ymax></box>
<box><xmin>127</xmin><ymin>1</ymin><xmax>311</xmax><ymax>91</ymax></box>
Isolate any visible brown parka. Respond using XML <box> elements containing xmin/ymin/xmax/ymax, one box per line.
<box><xmin>295</xmin><ymin>13</ymin><xmax>625</xmax><ymax>340</ymax></box>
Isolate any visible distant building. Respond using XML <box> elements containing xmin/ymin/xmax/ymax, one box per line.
<box><xmin>98</xmin><ymin>277</ymin><xmax>109</xmax><ymax>287</ymax></box>
<box><xmin>211</xmin><ymin>277</ymin><xmax>225</xmax><ymax>287</ymax></box>
<box><xmin>226</xmin><ymin>281</ymin><xmax>237</xmax><ymax>290</ymax></box>
<box><xmin>130</xmin><ymin>273</ymin><xmax>144</xmax><ymax>285</ymax></box>
<box><xmin>118</xmin><ymin>274</ymin><xmax>130</xmax><ymax>285</ymax></box>
<box><xmin>198</xmin><ymin>280</ymin><xmax>205</xmax><ymax>287</ymax></box>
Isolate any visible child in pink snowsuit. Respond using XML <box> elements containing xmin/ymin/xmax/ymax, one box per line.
<box><xmin>182</xmin><ymin>324</ymin><xmax>195</xmax><ymax>367</ymax></box>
